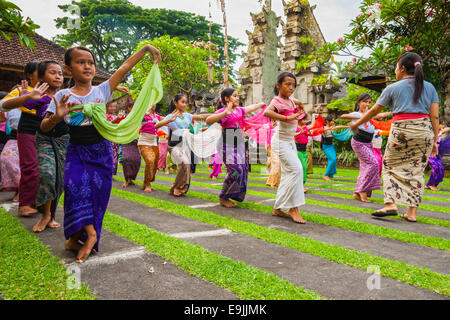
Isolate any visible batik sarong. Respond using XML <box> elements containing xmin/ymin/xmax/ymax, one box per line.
<box><xmin>219</xmin><ymin>142</ymin><xmax>248</xmax><ymax>202</ymax></box>
<box><xmin>138</xmin><ymin>145</ymin><xmax>159</xmax><ymax>186</ymax></box>
<box><xmin>35</xmin><ymin>133</ymin><xmax>69</xmax><ymax>218</ymax></box>
<box><xmin>297</xmin><ymin>150</ymin><xmax>308</xmax><ymax>184</ymax></box>
<box><xmin>121</xmin><ymin>139</ymin><xmax>141</xmax><ymax>181</ymax></box>
<box><xmin>210</xmin><ymin>153</ymin><xmax>223</xmax><ymax>178</ymax></box>
<box><xmin>0</xmin><ymin>139</ymin><xmax>20</xmax><ymax>190</ymax></box>
<box><xmin>351</xmin><ymin>138</ymin><xmax>381</xmax><ymax>197</ymax></box>
<box><xmin>382</xmin><ymin>118</ymin><xmax>434</xmax><ymax>207</ymax></box>
<box><xmin>158</xmin><ymin>139</ymin><xmax>168</xmax><ymax>169</ymax></box>
<box><xmin>306</xmin><ymin>145</ymin><xmax>313</xmax><ymax>174</ymax></box>
<box><xmin>63</xmin><ymin>139</ymin><xmax>113</xmax><ymax>252</ymax></box>
<box><xmin>168</xmin><ymin>145</ymin><xmax>191</xmax><ymax>195</ymax></box>
<box><xmin>322</xmin><ymin>144</ymin><xmax>337</xmax><ymax>179</ymax></box>
<box><xmin>111</xmin><ymin>142</ymin><xmax>119</xmax><ymax>175</ymax></box>
<box><xmin>17</xmin><ymin>133</ymin><xmax>39</xmax><ymax>207</ymax></box>
<box><xmin>373</xmin><ymin>148</ymin><xmax>383</xmax><ymax>178</ymax></box>
<box><xmin>266</xmin><ymin>146</ymin><xmax>281</xmax><ymax>187</ymax></box>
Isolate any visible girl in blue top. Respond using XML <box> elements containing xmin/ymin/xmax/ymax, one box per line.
<box><xmin>42</xmin><ymin>44</ymin><xmax>161</xmax><ymax>263</ymax></box>
<box><xmin>350</xmin><ymin>52</ymin><xmax>440</xmax><ymax>222</ymax></box>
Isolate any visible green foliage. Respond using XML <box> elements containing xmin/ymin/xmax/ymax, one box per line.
<box><xmin>132</xmin><ymin>36</ymin><xmax>220</xmax><ymax>104</ymax></box>
<box><xmin>0</xmin><ymin>209</ymin><xmax>95</xmax><ymax>300</ymax></box>
<box><xmin>327</xmin><ymin>84</ymin><xmax>380</xmax><ymax>112</ymax></box>
<box><xmin>0</xmin><ymin>0</ymin><xmax>40</xmax><ymax>49</ymax></box>
<box><xmin>54</xmin><ymin>0</ymin><xmax>243</xmax><ymax>72</ymax></box>
<box><xmin>299</xmin><ymin>36</ymin><xmax>315</xmax><ymax>47</ymax></box>
<box><xmin>301</xmin><ymin>0</ymin><xmax>448</xmax><ymax>102</ymax></box>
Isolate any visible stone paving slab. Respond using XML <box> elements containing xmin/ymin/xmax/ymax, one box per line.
<box><xmin>106</xmin><ymin>189</ymin><xmax>447</xmax><ymax>300</ymax></box>
<box><xmin>110</xmin><ymin>184</ymin><xmax>450</xmax><ymax>276</ymax></box>
<box><xmin>152</xmin><ymin>178</ymin><xmax>450</xmax><ymax>240</ymax></box>
<box><xmin>0</xmin><ymin>193</ymin><xmax>237</xmax><ymax>300</ymax></box>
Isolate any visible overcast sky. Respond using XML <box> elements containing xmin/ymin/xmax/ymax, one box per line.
<box><xmin>12</xmin><ymin>0</ymin><xmax>362</xmax><ymax>72</ymax></box>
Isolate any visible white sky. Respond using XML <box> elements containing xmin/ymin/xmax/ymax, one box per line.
<box><xmin>11</xmin><ymin>0</ymin><xmax>362</xmax><ymax>72</ymax></box>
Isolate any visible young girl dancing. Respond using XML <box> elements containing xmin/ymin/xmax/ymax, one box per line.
<box><xmin>294</xmin><ymin>113</ymin><xmax>317</xmax><ymax>190</ymax></box>
<box><xmin>138</xmin><ymin>104</ymin><xmax>178</xmax><ymax>192</ymax></box>
<box><xmin>0</xmin><ymin>62</ymin><xmax>40</xmax><ymax>216</ymax></box>
<box><xmin>44</xmin><ymin>45</ymin><xmax>161</xmax><ymax>263</ymax></box>
<box><xmin>264</xmin><ymin>72</ymin><xmax>306</xmax><ymax>223</ymax></box>
<box><xmin>164</xmin><ymin>94</ymin><xmax>209</xmax><ymax>197</ymax></box>
<box><xmin>206</xmin><ymin>88</ymin><xmax>264</xmax><ymax>207</ymax></box>
<box><xmin>350</xmin><ymin>52</ymin><xmax>439</xmax><ymax>222</ymax></box>
<box><xmin>341</xmin><ymin>94</ymin><xmax>391</xmax><ymax>202</ymax></box>
<box><xmin>0</xmin><ymin>108</ymin><xmax>21</xmax><ymax>202</ymax></box>
<box><xmin>321</xmin><ymin>115</ymin><xmax>348</xmax><ymax>181</ymax></box>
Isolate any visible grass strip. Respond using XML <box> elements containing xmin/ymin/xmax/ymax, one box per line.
<box><xmin>103</xmin><ymin>210</ymin><xmax>324</xmax><ymax>300</ymax></box>
<box><xmin>130</xmin><ymin>168</ymin><xmax>450</xmax><ymax>205</ymax></box>
<box><xmin>0</xmin><ymin>208</ymin><xmax>95</xmax><ymax>300</ymax></box>
<box><xmin>110</xmin><ymin>187</ymin><xmax>450</xmax><ymax>296</ymax></box>
<box><xmin>149</xmin><ymin>174</ymin><xmax>450</xmax><ymax>228</ymax></box>
<box><xmin>170</xmin><ymin>170</ymin><xmax>450</xmax><ymax>207</ymax></box>
<box><xmin>138</xmin><ymin>180</ymin><xmax>450</xmax><ymax>251</ymax></box>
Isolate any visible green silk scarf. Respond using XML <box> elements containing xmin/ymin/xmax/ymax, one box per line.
<box><xmin>71</xmin><ymin>64</ymin><xmax>163</xmax><ymax>144</ymax></box>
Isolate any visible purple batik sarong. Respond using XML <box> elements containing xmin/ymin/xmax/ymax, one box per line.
<box><xmin>426</xmin><ymin>135</ymin><xmax>450</xmax><ymax>187</ymax></box>
<box><xmin>121</xmin><ymin>139</ymin><xmax>141</xmax><ymax>180</ymax></box>
<box><xmin>63</xmin><ymin>139</ymin><xmax>113</xmax><ymax>252</ymax></box>
<box><xmin>111</xmin><ymin>142</ymin><xmax>119</xmax><ymax>175</ymax></box>
<box><xmin>219</xmin><ymin>142</ymin><xmax>248</xmax><ymax>202</ymax></box>
<box><xmin>351</xmin><ymin>138</ymin><xmax>381</xmax><ymax>197</ymax></box>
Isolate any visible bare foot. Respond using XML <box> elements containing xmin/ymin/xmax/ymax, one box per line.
<box><xmin>289</xmin><ymin>208</ymin><xmax>306</xmax><ymax>224</ymax></box>
<box><xmin>220</xmin><ymin>198</ymin><xmax>237</xmax><ymax>208</ymax></box>
<box><xmin>323</xmin><ymin>176</ymin><xmax>332</xmax><ymax>181</ymax></box>
<box><xmin>211</xmin><ymin>176</ymin><xmax>217</xmax><ymax>180</ymax></box>
<box><xmin>428</xmin><ymin>186</ymin><xmax>440</xmax><ymax>191</ymax></box>
<box><xmin>122</xmin><ymin>181</ymin><xmax>130</xmax><ymax>188</ymax></box>
<box><xmin>424</xmin><ymin>185</ymin><xmax>430</xmax><ymax>190</ymax></box>
<box><xmin>33</xmin><ymin>215</ymin><xmax>52</xmax><ymax>232</ymax></box>
<box><xmin>12</xmin><ymin>193</ymin><xmax>19</xmax><ymax>202</ymax></box>
<box><xmin>144</xmin><ymin>186</ymin><xmax>153</xmax><ymax>193</ymax></box>
<box><xmin>47</xmin><ymin>220</ymin><xmax>61</xmax><ymax>229</ymax></box>
<box><xmin>173</xmin><ymin>189</ymin><xmax>181</xmax><ymax>197</ymax></box>
<box><xmin>165</xmin><ymin>170</ymin><xmax>170</xmax><ymax>175</ymax></box>
<box><xmin>352</xmin><ymin>193</ymin><xmax>361</xmax><ymax>201</ymax></box>
<box><xmin>18</xmin><ymin>206</ymin><xmax>38</xmax><ymax>217</ymax></box>
<box><xmin>65</xmin><ymin>238</ymin><xmax>82</xmax><ymax>252</ymax></box>
<box><xmin>272</xmin><ymin>209</ymin><xmax>289</xmax><ymax>218</ymax></box>
<box><xmin>76</xmin><ymin>233</ymin><xmax>97</xmax><ymax>264</ymax></box>
<box><xmin>304</xmin><ymin>189</ymin><xmax>308</xmax><ymax>193</ymax></box>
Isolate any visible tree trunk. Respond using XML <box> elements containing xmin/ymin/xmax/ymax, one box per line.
<box><xmin>220</xmin><ymin>0</ymin><xmax>230</xmax><ymax>88</ymax></box>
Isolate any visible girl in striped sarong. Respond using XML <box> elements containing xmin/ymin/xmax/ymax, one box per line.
<box><xmin>341</xmin><ymin>94</ymin><xmax>391</xmax><ymax>202</ymax></box>
<box><xmin>206</xmin><ymin>88</ymin><xmax>264</xmax><ymax>207</ymax></box>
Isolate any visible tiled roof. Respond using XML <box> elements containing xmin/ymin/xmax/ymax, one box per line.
<box><xmin>0</xmin><ymin>31</ymin><xmax>111</xmax><ymax>81</ymax></box>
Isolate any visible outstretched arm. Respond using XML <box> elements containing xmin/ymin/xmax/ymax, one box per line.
<box><xmin>349</xmin><ymin>104</ymin><xmax>384</xmax><ymax>132</ymax></box>
<box><xmin>244</xmin><ymin>102</ymin><xmax>265</xmax><ymax>114</ymax></box>
<box><xmin>108</xmin><ymin>44</ymin><xmax>161</xmax><ymax>93</ymax></box>
<box><xmin>263</xmin><ymin>104</ymin><xmax>302</xmax><ymax>122</ymax></box>
<box><xmin>0</xmin><ymin>82</ymin><xmax>49</xmax><ymax>111</ymax></box>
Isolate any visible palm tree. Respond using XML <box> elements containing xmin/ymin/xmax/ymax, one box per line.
<box><xmin>217</xmin><ymin>0</ymin><xmax>230</xmax><ymax>87</ymax></box>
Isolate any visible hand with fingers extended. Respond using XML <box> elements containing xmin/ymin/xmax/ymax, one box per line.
<box><xmin>26</xmin><ymin>82</ymin><xmax>50</xmax><ymax>101</ymax></box>
<box><xmin>18</xmin><ymin>80</ymin><xmax>30</xmax><ymax>96</ymax></box>
<box><xmin>169</xmin><ymin>110</ymin><xmax>182</xmax><ymax>122</ymax></box>
<box><xmin>53</xmin><ymin>94</ymin><xmax>72</xmax><ymax>120</ymax></box>
<box><xmin>116</xmin><ymin>86</ymin><xmax>130</xmax><ymax>95</ymax></box>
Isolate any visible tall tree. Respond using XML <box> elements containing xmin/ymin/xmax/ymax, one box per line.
<box><xmin>0</xmin><ymin>0</ymin><xmax>40</xmax><ymax>49</ymax></box>
<box><xmin>132</xmin><ymin>36</ymin><xmax>221</xmax><ymax>106</ymax></box>
<box><xmin>54</xmin><ymin>0</ymin><xmax>242</xmax><ymax>72</ymax></box>
<box><xmin>217</xmin><ymin>0</ymin><xmax>230</xmax><ymax>87</ymax></box>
